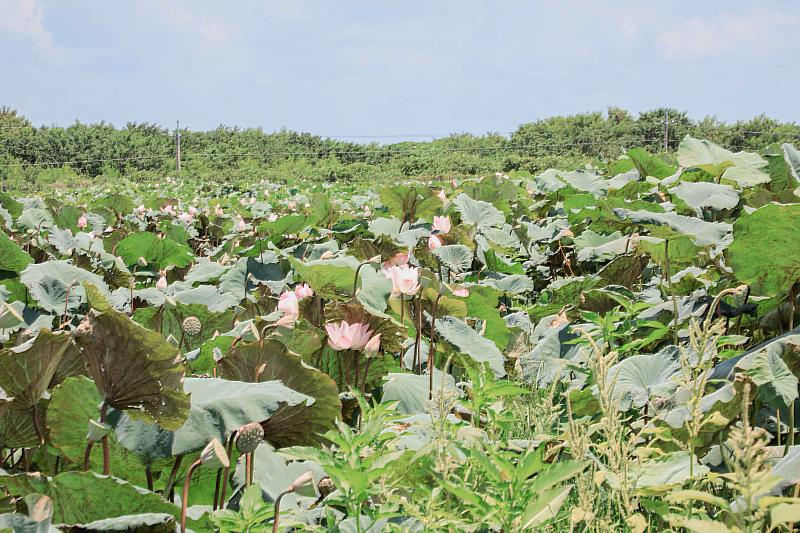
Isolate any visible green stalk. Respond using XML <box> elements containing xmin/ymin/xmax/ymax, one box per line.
<box><xmin>664</xmin><ymin>239</ymin><xmax>679</xmax><ymax>346</ymax></box>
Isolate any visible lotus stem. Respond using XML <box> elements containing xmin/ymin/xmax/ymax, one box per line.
<box><xmin>429</xmin><ymin>294</ymin><xmax>441</xmax><ymax>400</ymax></box>
<box><xmin>82</xmin><ymin>442</ymin><xmax>94</xmax><ymax>471</ymax></box>
<box><xmin>353</xmin><ymin>352</ymin><xmax>360</xmax><ymax>391</ymax></box>
<box><xmin>164</xmin><ymin>454</ymin><xmax>184</xmax><ymax>503</ymax></box>
<box><xmin>146</xmin><ymin>463</ymin><xmax>154</xmax><ymax>491</ymax></box>
<box><xmin>415</xmin><ymin>295</ymin><xmax>423</xmax><ymax>374</ymax></box>
<box><xmin>272</xmin><ymin>489</ymin><xmax>291</xmax><ymax>533</ymax></box>
<box><xmin>734</xmin><ymin>285</ymin><xmax>751</xmax><ymax>335</ymax></box>
<box><xmin>352</xmin><ymin>261</ymin><xmax>367</xmax><ymax>297</ymax></box>
<box><xmin>100</xmin><ymin>401</ymin><xmax>110</xmax><ymax>475</ymax></box>
<box><xmin>786</xmin><ymin>401</ymin><xmax>796</xmax><ymax>457</ymax></box>
<box><xmin>664</xmin><ymin>239</ymin><xmax>679</xmax><ymax>346</ymax></box>
<box><xmin>180</xmin><ymin>459</ymin><xmax>202</xmax><ymax>533</ymax></box>
<box><xmin>361</xmin><ymin>358</ymin><xmax>373</xmax><ymax>393</ymax></box>
<box><xmin>217</xmin><ymin>434</ymin><xmax>235</xmax><ymax>508</ymax></box>
<box><xmin>245</xmin><ymin>452</ymin><xmax>252</xmax><ymax>487</ymax></box>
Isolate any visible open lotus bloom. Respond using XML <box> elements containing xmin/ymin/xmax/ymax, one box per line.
<box><xmin>432</xmin><ymin>215</ymin><xmax>451</xmax><ymax>234</ymax></box>
<box><xmin>383</xmin><ymin>264</ymin><xmax>420</xmax><ymax>296</ymax></box>
<box><xmin>325</xmin><ymin>320</ymin><xmax>373</xmax><ymax>351</ymax></box>
<box><xmin>277</xmin><ymin>290</ymin><xmax>300</xmax><ymax>319</ymax></box>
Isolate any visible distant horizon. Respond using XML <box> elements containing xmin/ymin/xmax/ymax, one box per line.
<box><xmin>3</xmin><ymin>1</ymin><xmax>799</xmax><ymax>142</ymax></box>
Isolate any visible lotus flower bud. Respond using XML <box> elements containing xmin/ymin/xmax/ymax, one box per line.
<box><xmin>319</xmin><ymin>250</ymin><xmax>335</xmax><ymax>260</ymax></box>
<box><xmin>293</xmin><ymin>283</ymin><xmax>314</xmax><ymax>300</ymax></box>
<box><xmin>364</xmin><ymin>334</ymin><xmax>381</xmax><ymax>358</ymax></box>
<box><xmin>137</xmin><ymin>256</ymin><xmax>148</xmax><ymax>268</ymax></box>
<box><xmin>155</xmin><ymin>275</ymin><xmax>168</xmax><ymax>291</ymax></box>
<box><xmin>77</xmin><ymin>214</ymin><xmax>88</xmax><ymax>229</ymax></box>
<box><xmin>427</xmin><ymin>235</ymin><xmax>443</xmax><ymax>251</ymax></box>
<box><xmin>288</xmin><ymin>471</ymin><xmax>316</xmax><ymax>497</ymax></box>
<box><xmin>182</xmin><ymin>316</ymin><xmax>202</xmax><ymax>337</ymax></box>
<box><xmin>432</xmin><ymin>216</ymin><xmax>451</xmax><ymax>234</ymax></box>
<box><xmin>275</xmin><ymin>314</ymin><xmax>296</xmax><ymax>328</ymax></box>
<box><xmin>235</xmin><ymin>422</ymin><xmax>265</xmax><ymax>454</ymax></box>
<box><xmin>200</xmin><ymin>438</ymin><xmax>229</xmax><ymax>470</ymax></box>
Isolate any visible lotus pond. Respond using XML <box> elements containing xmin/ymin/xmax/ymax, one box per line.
<box><xmin>2</xmin><ymin>136</ymin><xmax>800</xmax><ymax>531</ymax></box>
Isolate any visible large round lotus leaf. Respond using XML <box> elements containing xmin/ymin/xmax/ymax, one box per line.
<box><xmin>116</xmin><ymin>232</ymin><xmax>193</xmax><ymax>270</ymax></box>
<box><xmin>0</xmin><ymin>329</ymin><xmax>70</xmax><ymax>409</ymax></box>
<box><xmin>381</xmin><ymin>371</ymin><xmax>458</xmax><ymax>414</ymax></box>
<box><xmin>669</xmin><ymin>181</ymin><xmax>739</xmax><ymax>217</ymax></box>
<box><xmin>0</xmin><ymin>407</ymin><xmax>39</xmax><ymax>448</ymax></box>
<box><xmin>111</xmin><ymin>377</ymin><xmax>313</xmax><ymax>459</ymax></box>
<box><xmin>133</xmin><ymin>301</ymin><xmax>234</xmax><ymax>350</ymax></box>
<box><xmin>729</xmin><ymin>203</ymin><xmax>800</xmax><ymax>297</ymax></box>
<box><xmin>606</xmin><ymin>346</ymin><xmax>681</xmax><ymax>411</ymax></box>
<box><xmin>218</xmin><ymin>256</ymin><xmax>287</xmax><ymax>299</ymax></box>
<box><xmin>71</xmin><ymin>513</ymin><xmax>175</xmax><ymax>532</ymax></box>
<box><xmin>0</xmin><ymin>230</ymin><xmax>32</xmax><ymax>273</ymax></box>
<box><xmin>219</xmin><ymin>339</ymin><xmax>340</xmax><ymax>447</ymax></box>
<box><xmin>288</xmin><ymin>256</ymin><xmax>358</xmax><ymax>299</ymax></box>
<box><xmin>612</xmin><ymin>208</ymin><xmax>732</xmax><ymax>249</ymax></box>
<box><xmin>480</xmin><ymin>274</ymin><xmax>534</xmax><ymax>295</ymax></box>
<box><xmin>379</xmin><ymin>185</ymin><xmax>440</xmax><ymax>221</ymax></box>
<box><xmin>232</xmin><ymin>442</ymin><xmax>324</xmax><ymax>508</ymax></box>
<box><xmin>678</xmin><ymin>136</ymin><xmax>770</xmax><ymax>187</ymax></box>
<box><xmin>47</xmin><ymin>376</ymin><xmax>150</xmax><ymax>485</ymax></box>
<box><xmin>464</xmin><ymin>285</ymin><xmax>509</xmax><ymax>350</ymax></box>
<box><xmin>434</xmin><ymin>316</ymin><xmax>506</xmax><ymax>378</ymax></box>
<box><xmin>74</xmin><ymin>285</ymin><xmax>190</xmax><ymax>431</ymax></box>
<box><xmin>0</xmin><ymin>471</ymin><xmax>205</xmax><ymax>530</ymax></box>
<box><xmin>20</xmin><ymin>261</ymin><xmax>110</xmax><ymax>313</ymax></box>
<box><xmin>431</xmin><ymin>245</ymin><xmax>474</xmax><ymax>274</ymax></box>
<box><xmin>453</xmin><ymin>193</ymin><xmax>505</xmax><ymax>230</ymax></box>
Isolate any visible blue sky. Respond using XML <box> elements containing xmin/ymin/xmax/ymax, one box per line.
<box><xmin>1</xmin><ymin>1</ymin><xmax>799</xmax><ymax>140</ymax></box>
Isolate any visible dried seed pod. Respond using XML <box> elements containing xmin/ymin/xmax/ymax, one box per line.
<box><xmin>182</xmin><ymin>316</ymin><xmax>202</xmax><ymax>337</ymax></box>
<box><xmin>235</xmin><ymin>422</ymin><xmax>265</xmax><ymax>454</ymax></box>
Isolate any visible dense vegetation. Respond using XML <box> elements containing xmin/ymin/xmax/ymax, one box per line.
<box><xmin>2</xmin><ymin>107</ymin><xmax>800</xmax><ymax>191</ymax></box>
<box><xmin>2</xmin><ymin>128</ymin><xmax>800</xmax><ymax>531</ymax></box>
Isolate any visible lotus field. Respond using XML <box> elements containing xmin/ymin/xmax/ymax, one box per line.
<box><xmin>3</xmin><ymin>135</ymin><xmax>800</xmax><ymax>532</ymax></box>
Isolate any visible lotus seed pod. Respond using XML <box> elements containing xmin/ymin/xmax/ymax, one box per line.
<box><xmin>182</xmin><ymin>316</ymin><xmax>202</xmax><ymax>337</ymax></box>
<box><xmin>200</xmin><ymin>438</ymin><xmax>229</xmax><ymax>470</ymax></box>
<box><xmin>318</xmin><ymin>477</ymin><xmax>335</xmax><ymax>497</ymax></box>
<box><xmin>235</xmin><ymin>422</ymin><xmax>264</xmax><ymax>453</ymax></box>
<box><xmin>86</xmin><ymin>419</ymin><xmax>112</xmax><ymax>443</ymax></box>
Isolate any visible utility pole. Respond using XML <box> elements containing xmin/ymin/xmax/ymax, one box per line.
<box><xmin>175</xmin><ymin>120</ymin><xmax>182</xmax><ymax>173</ymax></box>
<box><xmin>663</xmin><ymin>109</ymin><xmax>670</xmax><ymax>152</ymax></box>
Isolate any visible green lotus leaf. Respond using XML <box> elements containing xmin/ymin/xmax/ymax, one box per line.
<box><xmin>453</xmin><ymin>193</ymin><xmax>505</xmax><ymax>230</ymax></box>
<box><xmin>729</xmin><ymin>203</ymin><xmax>800</xmax><ymax>297</ymax></box>
<box><xmin>289</xmin><ymin>256</ymin><xmax>358</xmax><ymax>299</ymax></box>
<box><xmin>431</xmin><ymin>244</ymin><xmax>474</xmax><ymax>274</ymax></box>
<box><xmin>116</xmin><ymin>232</ymin><xmax>193</xmax><ymax>270</ymax></box>
<box><xmin>678</xmin><ymin>135</ymin><xmax>769</xmax><ymax>187</ymax></box>
<box><xmin>20</xmin><ymin>260</ymin><xmax>110</xmax><ymax>313</ymax></box>
<box><xmin>606</xmin><ymin>347</ymin><xmax>681</xmax><ymax>411</ymax></box>
<box><xmin>669</xmin><ymin>181</ymin><xmax>739</xmax><ymax>217</ymax></box>
<box><xmin>381</xmin><ymin>371</ymin><xmax>458</xmax><ymax>415</ymax></box>
<box><xmin>435</xmin><ymin>316</ymin><xmax>505</xmax><ymax>378</ymax></box>
<box><xmin>219</xmin><ymin>338</ymin><xmax>340</xmax><ymax>446</ymax></box>
<box><xmin>0</xmin><ymin>230</ymin><xmax>32</xmax><ymax>273</ymax></box>
<box><xmin>111</xmin><ymin>377</ymin><xmax>312</xmax><ymax>459</ymax></box>
<box><xmin>74</xmin><ymin>284</ymin><xmax>190</xmax><ymax>431</ymax></box>
<box><xmin>0</xmin><ymin>329</ymin><xmax>70</xmax><ymax>409</ymax></box>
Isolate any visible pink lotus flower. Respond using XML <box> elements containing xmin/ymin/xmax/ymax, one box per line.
<box><xmin>294</xmin><ymin>283</ymin><xmax>314</xmax><ymax>300</ymax></box>
<box><xmin>383</xmin><ymin>264</ymin><xmax>420</xmax><ymax>296</ymax></box>
<box><xmin>287</xmin><ymin>201</ymin><xmax>296</xmax><ymax>210</ymax></box>
<box><xmin>437</xmin><ymin>190</ymin><xmax>447</xmax><ymax>203</ymax></box>
<box><xmin>214</xmin><ymin>206</ymin><xmax>224</xmax><ymax>217</ymax></box>
<box><xmin>428</xmin><ymin>235</ymin><xmax>443</xmax><ymax>251</ymax></box>
<box><xmin>188</xmin><ymin>206</ymin><xmax>198</xmax><ymax>216</ymax></box>
<box><xmin>364</xmin><ymin>334</ymin><xmax>381</xmax><ymax>357</ymax></box>
<box><xmin>319</xmin><ymin>251</ymin><xmax>335</xmax><ymax>260</ymax></box>
<box><xmin>178</xmin><ymin>212</ymin><xmax>194</xmax><ymax>224</ymax></box>
<box><xmin>268</xmin><ymin>213</ymin><xmax>278</xmax><ymax>222</ymax></box>
<box><xmin>77</xmin><ymin>214</ymin><xmax>88</xmax><ymax>229</ymax></box>
<box><xmin>155</xmin><ymin>275</ymin><xmax>168</xmax><ymax>291</ymax></box>
<box><xmin>135</xmin><ymin>205</ymin><xmax>146</xmax><ymax>215</ymax></box>
<box><xmin>433</xmin><ymin>216</ymin><xmax>451</xmax><ymax>234</ymax></box>
<box><xmin>275</xmin><ymin>314</ymin><xmax>296</xmax><ymax>328</ymax></box>
<box><xmin>277</xmin><ymin>290</ymin><xmax>300</xmax><ymax>320</ymax></box>
<box><xmin>161</xmin><ymin>205</ymin><xmax>175</xmax><ymax>216</ymax></box>
<box><xmin>452</xmin><ymin>287</ymin><xmax>470</xmax><ymax>298</ymax></box>
<box><xmin>383</xmin><ymin>252</ymin><xmax>409</xmax><ymax>267</ymax></box>
<box><xmin>325</xmin><ymin>321</ymin><xmax>373</xmax><ymax>351</ymax></box>
<box><xmin>235</xmin><ymin>216</ymin><xmax>247</xmax><ymax>232</ymax></box>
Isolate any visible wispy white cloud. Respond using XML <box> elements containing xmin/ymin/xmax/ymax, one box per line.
<box><xmin>133</xmin><ymin>0</ymin><xmax>231</xmax><ymax>46</ymax></box>
<box><xmin>0</xmin><ymin>0</ymin><xmax>68</xmax><ymax>60</ymax></box>
<box><xmin>657</xmin><ymin>7</ymin><xmax>800</xmax><ymax>60</ymax></box>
